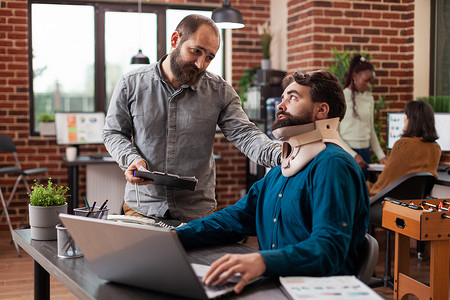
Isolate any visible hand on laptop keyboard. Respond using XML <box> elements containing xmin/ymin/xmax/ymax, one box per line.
<box><xmin>107</xmin><ymin>215</ymin><xmax>186</xmax><ymax>229</ymax></box>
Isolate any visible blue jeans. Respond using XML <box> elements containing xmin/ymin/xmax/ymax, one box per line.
<box><xmin>353</xmin><ymin>147</ymin><xmax>371</xmax><ymax>178</ymax></box>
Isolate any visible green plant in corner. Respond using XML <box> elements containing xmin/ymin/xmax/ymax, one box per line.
<box><xmin>257</xmin><ymin>20</ymin><xmax>272</xmax><ymax>59</ymax></box>
<box><xmin>328</xmin><ymin>49</ymin><xmax>351</xmax><ymax>87</ymax></box>
<box><xmin>237</xmin><ymin>67</ymin><xmax>259</xmax><ymax>106</ymax></box>
<box><xmin>29</xmin><ymin>178</ymin><xmax>69</xmax><ymax>207</ymax></box>
<box><xmin>417</xmin><ymin>95</ymin><xmax>450</xmax><ymax>113</ymax></box>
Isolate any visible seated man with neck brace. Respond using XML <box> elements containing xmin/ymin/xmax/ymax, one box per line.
<box><xmin>174</xmin><ymin>70</ymin><xmax>369</xmax><ymax>294</ymax></box>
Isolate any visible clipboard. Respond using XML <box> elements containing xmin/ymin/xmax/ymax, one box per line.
<box><xmin>133</xmin><ymin>168</ymin><xmax>197</xmax><ymax>191</ymax></box>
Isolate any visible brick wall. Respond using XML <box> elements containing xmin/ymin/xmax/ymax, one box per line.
<box><xmin>288</xmin><ymin>0</ymin><xmax>416</xmax><ymax>100</ymax></box>
<box><xmin>0</xmin><ymin>0</ymin><xmax>269</xmax><ymax>230</ymax></box>
<box><xmin>286</xmin><ymin>0</ymin><xmax>415</xmax><ymax>102</ymax></box>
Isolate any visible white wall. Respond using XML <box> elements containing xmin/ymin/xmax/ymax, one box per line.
<box><xmin>270</xmin><ymin>0</ymin><xmax>288</xmax><ymax>71</ymax></box>
<box><xmin>413</xmin><ymin>0</ymin><xmax>431</xmax><ymax>99</ymax></box>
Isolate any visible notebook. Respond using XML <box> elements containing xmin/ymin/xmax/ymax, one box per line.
<box><xmin>59</xmin><ymin>214</ymin><xmax>251</xmax><ymax>299</ymax></box>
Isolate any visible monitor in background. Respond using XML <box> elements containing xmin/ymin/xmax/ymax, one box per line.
<box><xmin>387</xmin><ymin>112</ymin><xmax>450</xmax><ymax>152</ymax></box>
<box><xmin>55</xmin><ymin>112</ymin><xmax>105</xmax><ymax>146</ymax></box>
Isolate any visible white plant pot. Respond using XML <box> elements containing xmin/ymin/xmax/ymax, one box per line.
<box><xmin>29</xmin><ymin>203</ymin><xmax>68</xmax><ymax>240</ymax></box>
<box><xmin>261</xmin><ymin>58</ymin><xmax>271</xmax><ymax>70</ymax></box>
<box><xmin>39</xmin><ymin>122</ymin><xmax>56</xmax><ymax>137</ymax></box>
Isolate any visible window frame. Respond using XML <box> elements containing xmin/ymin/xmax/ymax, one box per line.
<box><xmin>429</xmin><ymin>0</ymin><xmax>450</xmax><ymax>97</ymax></box>
<box><xmin>28</xmin><ymin>0</ymin><xmax>220</xmax><ymax>136</ymax></box>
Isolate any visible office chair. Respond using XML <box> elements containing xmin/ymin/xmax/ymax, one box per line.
<box><xmin>357</xmin><ymin>233</ymin><xmax>379</xmax><ymax>285</ymax></box>
<box><xmin>0</xmin><ymin>135</ymin><xmax>49</xmax><ymax>256</ymax></box>
<box><xmin>368</xmin><ymin>171</ymin><xmax>435</xmax><ymax>288</ymax></box>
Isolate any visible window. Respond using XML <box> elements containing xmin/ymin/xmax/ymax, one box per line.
<box><xmin>31</xmin><ymin>4</ymin><xmax>95</xmax><ymax>132</ymax></box>
<box><xmin>431</xmin><ymin>0</ymin><xmax>450</xmax><ymax>97</ymax></box>
<box><xmin>105</xmin><ymin>11</ymin><xmax>158</xmax><ymax>109</ymax></box>
<box><xmin>30</xmin><ymin>2</ymin><xmax>222</xmax><ymax>135</ymax></box>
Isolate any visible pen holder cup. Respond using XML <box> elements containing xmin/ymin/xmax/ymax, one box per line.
<box><xmin>56</xmin><ymin>224</ymin><xmax>83</xmax><ymax>258</ymax></box>
<box><xmin>73</xmin><ymin>206</ymin><xmax>109</xmax><ymax>219</ymax></box>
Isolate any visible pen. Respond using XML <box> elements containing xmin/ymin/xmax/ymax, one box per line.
<box><xmin>83</xmin><ymin>197</ymin><xmax>90</xmax><ymax>210</ymax></box>
<box><xmin>133</xmin><ymin>170</ymin><xmax>141</xmax><ymax>207</ymax></box>
<box><xmin>85</xmin><ymin>201</ymin><xmax>96</xmax><ymax>217</ymax></box>
<box><xmin>99</xmin><ymin>199</ymin><xmax>108</xmax><ymax>211</ymax></box>
<box><xmin>98</xmin><ymin>200</ymin><xmax>108</xmax><ymax>219</ymax></box>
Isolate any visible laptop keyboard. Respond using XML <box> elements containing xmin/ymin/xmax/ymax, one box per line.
<box><xmin>155</xmin><ymin>220</ymin><xmax>187</xmax><ymax>229</ymax></box>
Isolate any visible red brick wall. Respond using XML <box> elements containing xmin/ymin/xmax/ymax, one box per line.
<box><xmin>287</xmin><ymin>0</ymin><xmax>415</xmax><ymax>102</ymax></box>
<box><xmin>0</xmin><ymin>0</ymin><xmax>268</xmax><ymax>230</ymax></box>
<box><xmin>213</xmin><ymin>135</ymin><xmax>247</xmax><ymax>211</ymax></box>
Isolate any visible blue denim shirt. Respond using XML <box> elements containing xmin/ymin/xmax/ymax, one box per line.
<box><xmin>103</xmin><ymin>55</ymin><xmax>281</xmax><ymax>222</ymax></box>
<box><xmin>176</xmin><ymin>144</ymin><xmax>369</xmax><ymax>276</ymax></box>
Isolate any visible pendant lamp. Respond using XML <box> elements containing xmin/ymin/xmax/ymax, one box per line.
<box><xmin>212</xmin><ymin>0</ymin><xmax>245</xmax><ymax>29</ymax></box>
<box><xmin>131</xmin><ymin>49</ymin><xmax>150</xmax><ymax>64</ymax></box>
<box><xmin>131</xmin><ymin>0</ymin><xmax>150</xmax><ymax>64</ymax></box>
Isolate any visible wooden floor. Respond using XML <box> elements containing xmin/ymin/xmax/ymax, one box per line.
<box><xmin>0</xmin><ymin>229</ymin><xmax>449</xmax><ymax>299</ymax></box>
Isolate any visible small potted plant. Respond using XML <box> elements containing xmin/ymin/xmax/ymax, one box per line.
<box><xmin>29</xmin><ymin>178</ymin><xmax>69</xmax><ymax>240</ymax></box>
<box><xmin>257</xmin><ymin>20</ymin><xmax>272</xmax><ymax>70</ymax></box>
<box><xmin>38</xmin><ymin>113</ymin><xmax>56</xmax><ymax>137</ymax></box>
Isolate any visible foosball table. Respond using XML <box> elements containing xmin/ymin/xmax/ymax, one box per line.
<box><xmin>382</xmin><ymin>198</ymin><xmax>450</xmax><ymax>300</ymax></box>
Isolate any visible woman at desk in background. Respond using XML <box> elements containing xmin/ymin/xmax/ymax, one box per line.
<box><xmin>367</xmin><ymin>100</ymin><xmax>441</xmax><ymax>197</ymax></box>
<box><xmin>339</xmin><ymin>55</ymin><xmax>386</xmax><ymax>176</ymax></box>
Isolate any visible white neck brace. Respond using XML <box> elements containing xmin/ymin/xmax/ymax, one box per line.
<box><xmin>272</xmin><ymin>118</ymin><xmax>346</xmax><ymax>177</ymax></box>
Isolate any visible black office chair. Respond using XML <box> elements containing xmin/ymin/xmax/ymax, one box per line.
<box><xmin>357</xmin><ymin>233</ymin><xmax>379</xmax><ymax>285</ymax></box>
<box><xmin>0</xmin><ymin>135</ymin><xmax>49</xmax><ymax>256</ymax></box>
<box><xmin>368</xmin><ymin>171</ymin><xmax>435</xmax><ymax>288</ymax></box>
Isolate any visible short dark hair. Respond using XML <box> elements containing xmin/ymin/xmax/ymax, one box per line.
<box><xmin>282</xmin><ymin>70</ymin><xmax>347</xmax><ymax>121</ymax></box>
<box><xmin>402</xmin><ymin>100</ymin><xmax>439</xmax><ymax>142</ymax></box>
<box><xmin>175</xmin><ymin>14</ymin><xmax>219</xmax><ymax>45</ymax></box>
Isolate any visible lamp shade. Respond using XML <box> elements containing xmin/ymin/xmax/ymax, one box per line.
<box><xmin>212</xmin><ymin>0</ymin><xmax>245</xmax><ymax>29</ymax></box>
<box><xmin>131</xmin><ymin>49</ymin><xmax>150</xmax><ymax>64</ymax></box>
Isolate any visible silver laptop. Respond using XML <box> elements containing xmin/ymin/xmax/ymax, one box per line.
<box><xmin>59</xmin><ymin>214</ymin><xmax>250</xmax><ymax>299</ymax></box>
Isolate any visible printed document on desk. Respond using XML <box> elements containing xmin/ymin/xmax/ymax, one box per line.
<box><xmin>279</xmin><ymin>275</ymin><xmax>383</xmax><ymax>300</ymax></box>
<box><xmin>134</xmin><ymin>166</ymin><xmax>197</xmax><ymax>191</ymax></box>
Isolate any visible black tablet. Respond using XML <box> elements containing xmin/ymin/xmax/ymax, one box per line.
<box><xmin>134</xmin><ymin>169</ymin><xmax>197</xmax><ymax>191</ymax></box>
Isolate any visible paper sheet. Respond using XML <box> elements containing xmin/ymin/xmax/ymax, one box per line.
<box><xmin>279</xmin><ymin>275</ymin><xmax>383</xmax><ymax>300</ymax></box>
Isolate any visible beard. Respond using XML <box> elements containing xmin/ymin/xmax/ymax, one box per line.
<box><xmin>271</xmin><ymin>108</ymin><xmax>314</xmax><ymax>131</ymax></box>
<box><xmin>170</xmin><ymin>46</ymin><xmax>205</xmax><ymax>86</ymax></box>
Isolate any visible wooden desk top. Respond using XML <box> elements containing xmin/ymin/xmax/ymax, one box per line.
<box><xmin>13</xmin><ymin>229</ymin><xmax>285</xmax><ymax>300</ymax></box>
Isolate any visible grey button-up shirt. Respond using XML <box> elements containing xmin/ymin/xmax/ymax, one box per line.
<box><xmin>103</xmin><ymin>56</ymin><xmax>281</xmax><ymax>222</ymax></box>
